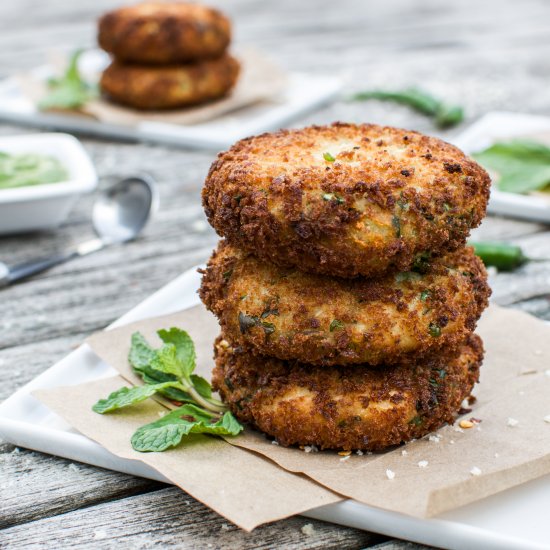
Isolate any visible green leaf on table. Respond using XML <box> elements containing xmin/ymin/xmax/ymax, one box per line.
<box><xmin>38</xmin><ymin>49</ymin><xmax>97</xmax><ymax>111</ymax></box>
<box><xmin>473</xmin><ymin>140</ymin><xmax>550</xmax><ymax>194</ymax></box>
<box><xmin>157</xmin><ymin>328</ymin><xmax>196</xmax><ymax>376</ymax></box>
<box><xmin>349</xmin><ymin>87</ymin><xmax>464</xmax><ymax>128</ymax></box>
<box><xmin>150</xmin><ymin>343</ymin><xmax>184</xmax><ymax>378</ymax></box>
<box><xmin>92</xmin><ymin>382</ymin><xmax>177</xmax><ymax>414</ymax></box>
<box><xmin>131</xmin><ymin>405</ymin><xmax>243</xmax><ymax>452</ymax></box>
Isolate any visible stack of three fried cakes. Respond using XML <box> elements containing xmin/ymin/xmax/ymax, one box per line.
<box><xmin>200</xmin><ymin>122</ymin><xmax>491</xmax><ymax>451</ymax></box>
<box><xmin>98</xmin><ymin>3</ymin><xmax>239</xmax><ymax>110</ymax></box>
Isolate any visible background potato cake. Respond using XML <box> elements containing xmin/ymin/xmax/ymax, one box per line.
<box><xmin>203</xmin><ymin>123</ymin><xmax>491</xmax><ymax>278</ymax></box>
<box><xmin>99</xmin><ymin>54</ymin><xmax>240</xmax><ymax>110</ymax></box>
<box><xmin>213</xmin><ymin>333</ymin><xmax>483</xmax><ymax>451</ymax></box>
<box><xmin>98</xmin><ymin>2</ymin><xmax>231</xmax><ymax>64</ymax></box>
<box><xmin>200</xmin><ymin>242</ymin><xmax>490</xmax><ymax>366</ymax></box>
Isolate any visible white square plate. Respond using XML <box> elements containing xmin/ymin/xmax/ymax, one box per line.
<box><xmin>1</xmin><ymin>266</ymin><xmax>549</xmax><ymax>550</ymax></box>
<box><xmin>0</xmin><ymin>50</ymin><xmax>341</xmax><ymax>151</ymax></box>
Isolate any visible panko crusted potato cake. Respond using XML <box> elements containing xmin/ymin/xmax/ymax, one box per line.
<box><xmin>213</xmin><ymin>333</ymin><xmax>483</xmax><ymax>451</ymax></box>
<box><xmin>200</xmin><ymin>242</ymin><xmax>490</xmax><ymax>366</ymax></box>
<box><xmin>98</xmin><ymin>2</ymin><xmax>231</xmax><ymax>64</ymax></box>
<box><xmin>203</xmin><ymin>123</ymin><xmax>491</xmax><ymax>278</ymax></box>
<box><xmin>100</xmin><ymin>54</ymin><xmax>240</xmax><ymax>110</ymax></box>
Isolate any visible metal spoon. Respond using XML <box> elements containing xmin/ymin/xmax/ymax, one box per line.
<box><xmin>0</xmin><ymin>174</ymin><xmax>158</xmax><ymax>287</ymax></box>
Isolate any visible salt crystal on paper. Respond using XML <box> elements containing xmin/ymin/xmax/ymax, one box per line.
<box><xmin>428</xmin><ymin>435</ymin><xmax>440</xmax><ymax>443</ymax></box>
<box><xmin>386</xmin><ymin>469</ymin><xmax>395</xmax><ymax>480</ymax></box>
<box><xmin>356</xmin><ymin>449</ymin><xmax>364</xmax><ymax>456</ymax></box>
<box><xmin>401</xmin><ymin>450</ymin><xmax>408</xmax><ymax>456</ymax></box>
<box><xmin>271</xmin><ymin>440</ymin><xmax>279</xmax><ymax>445</ymax></box>
<box><xmin>418</xmin><ymin>460</ymin><xmax>429</xmax><ymax>468</ymax></box>
<box><xmin>507</xmin><ymin>417</ymin><xmax>519</xmax><ymax>427</ymax></box>
<box><xmin>470</xmin><ymin>466</ymin><xmax>482</xmax><ymax>476</ymax></box>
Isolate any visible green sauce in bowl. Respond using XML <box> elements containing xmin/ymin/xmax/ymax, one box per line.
<box><xmin>0</xmin><ymin>152</ymin><xmax>69</xmax><ymax>190</ymax></box>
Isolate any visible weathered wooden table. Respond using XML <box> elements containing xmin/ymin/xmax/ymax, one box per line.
<box><xmin>2</xmin><ymin>0</ymin><xmax>550</xmax><ymax>548</ymax></box>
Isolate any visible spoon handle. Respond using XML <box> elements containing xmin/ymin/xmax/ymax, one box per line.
<box><xmin>0</xmin><ymin>238</ymin><xmax>105</xmax><ymax>287</ymax></box>
<box><xmin>2</xmin><ymin>251</ymin><xmax>79</xmax><ymax>286</ymax></box>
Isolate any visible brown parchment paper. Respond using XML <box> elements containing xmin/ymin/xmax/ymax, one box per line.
<box><xmin>35</xmin><ymin>303</ymin><xmax>550</xmax><ymax>526</ymax></box>
<box><xmin>20</xmin><ymin>49</ymin><xmax>287</xmax><ymax>127</ymax></box>
<box><xmin>34</xmin><ymin>375</ymin><xmax>341</xmax><ymax>531</ymax></box>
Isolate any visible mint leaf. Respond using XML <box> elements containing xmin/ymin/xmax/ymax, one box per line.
<box><xmin>158</xmin><ymin>328</ymin><xmax>196</xmax><ymax>377</ymax></box>
<box><xmin>131</xmin><ymin>405</ymin><xmax>243</xmax><ymax>452</ymax></box>
<box><xmin>92</xmin><ymin>382</ymin><xmax>176</xmax><ymax>414</ymax></box>
<box><xmin>190</xmin><ymin>374</ymin><xmax>212</xmax><ymax>398</ymax></box>
<box><xmin>150</xmin><ymin>343</ymin><xmax>183</xmax><ymax>378</ymax></box>
<box><xmin>38</xmin><ymin>50</ymin><xmax>97</xmax><ymax>111</ymax></box>
<box><xmin>129</xmin><ymin>332</ymin><xmax>157</xmax><ymax>371</ymax></box>
<box><xmin>473</xmin><ymin>140</ymin><xmax>550</xmax><ymax>194</ymax></box>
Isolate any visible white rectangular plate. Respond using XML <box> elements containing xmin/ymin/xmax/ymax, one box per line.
<box><xmin>453</xmin><ymin>111</ymin><xmax>550</xmax><ymax>224</ymax></box>
<box><xmin>1</xmin><ymin>267</ymin><xmax>549</xmax><ymax>550</ymax></box>
<box><xmin>0</xmin><ymin>50</ymin><xmax>341</xmax><ymax>151</ymax></box>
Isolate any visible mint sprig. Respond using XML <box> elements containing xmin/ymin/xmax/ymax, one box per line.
<box><xmin>38</xmin><ymin>49</ymin><xmax>98</xmax><ymax>111</ymax></box>
<box><xmin>92</xmin><ymin>327</ymin><xmax>243</xmax><ymax>452</ymax></box>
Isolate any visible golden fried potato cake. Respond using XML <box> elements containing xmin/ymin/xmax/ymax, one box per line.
<box><xmin>200</xmin><ymin>242</ymin><xmax>489</xmax><ymax>366</ymax></box>
<box><xmin>213</xmin><ymin>333</ymin><xmax>483</xmax><ymax>451</ymax></box>
<box><xmin>99</xmin><ymin>54</ymin><xmax>240</xmax><ymax>110</ymax></box>
<box><xmin>203</xmin><ymin>123</ymin><xmax>491</xmax><ymax>278</ymax></box>
<box><xmin>98</xmin><ymin>2</ymin><xmax>231</xmax><ymax>64</ymax></box>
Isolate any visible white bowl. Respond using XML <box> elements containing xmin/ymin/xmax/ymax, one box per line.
<box><xmin>0</xmin><ymin>133</ymin><xmax>97</xmax><ymax>234</ymax></box>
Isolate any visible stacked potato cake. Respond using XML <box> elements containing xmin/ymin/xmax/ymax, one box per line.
<box><xmin>98</xmin><ymin>2</ymin><xmax>239</xmax><ymax>110</ymax></box>
<box><xmin>200</xmin><ymin>122</ymin><xmax>491</xmax><ymax>451</ymax></box>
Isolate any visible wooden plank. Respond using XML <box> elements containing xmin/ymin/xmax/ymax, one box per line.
<box><xmin>0</xmin><ymin>487</ymin><xmax>386</xmax><ymax>549</ymax></box>
<box><xmin>0</xmin><ymin>444</ymin><xmax>161</xmax><ymax>529</ymax></box>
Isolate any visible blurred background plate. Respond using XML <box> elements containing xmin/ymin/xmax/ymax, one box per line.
<box><xmin>0</xmin><ymin>49</ymin><xmax>342</xmax><ymax>151</ymax></box>
<box><xmin>454</xmin><ymin>111</ymin><xmax>550</xmax><ymax>224</ymax></box>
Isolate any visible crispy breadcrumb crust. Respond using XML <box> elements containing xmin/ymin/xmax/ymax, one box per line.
<box><xmin>99</xmin><ymin>54</ymin><xmax>240</xmax><ymax>110</ymax></box>
<box><xmin>200</xmin><ymin>242</ymin><xmax>490</xmax><ymax>366</ymax></box>
<box><xmin>213</xmin><ymin>333</ymin><xmax>483</xmax><ymax>451</ymax></box>
<box><xmin>203</xmin><ymin>123</ymin><xmax>491</xmax><ymax>278</ymax></box>
<box><xmin>98</xmin><ymin>2</ymin><xmax>231</xmax><ymax>64</ymax></box>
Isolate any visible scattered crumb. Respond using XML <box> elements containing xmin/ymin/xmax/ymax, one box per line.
<box><xmin>418</xmin><ymin>460</ymin><xmax>429</xmax><ymax>468</ymax></box>
<box><xmin>339</xmin><ymin>454</ymin><xmax>351</xmax><ymax>462</ymax></box>
<box><xmin>494</xmin><ymin>453</ymin><xmax>500</xmax><ymax>458</ymax></box>
<box><xmin>93</xmin><ymin>530</ymin><xmax>107</xmax><ymax>540</ymax></box>
<box><xmin>459</xmin><ymin>420</ymin><xmax>474</xmax><ymax>429</ymax></box>
<box><xmin>401</xmin><ymin>450</ymin><xmax>408</xmax><ymax>456</ymax></box>
<box><xmin>271</xmin><ymin>440</ymin><xmax>279</xmax><ymax>446</ymax></box>
<box><xmin>454</xmin><ymin>426</ymin><xmax>464</xmax><ymax>433</ymax></box>
<box><xmin>428</xmin><ymin>435</ymin><xmax>441</xmax><ymax>443</ymax></box>
<box><xmin>449</xmin><ymin>440</ymin><xmax>455</xmax><ymax>445</ymax></box>
<box><xmin>470</xmin><ymin>417</ymin><xmax>482</xmax><ymax>424</ymax></box>
<box><xmin>507</xmin><ymin>417</ymin><xmax>519</xmax><ymax>427</ymax></box>
<box><xmin>338</xmin><ymin>450</ymin><xmax>351</xmax><ymax>457</ymax></box>
<box><xmin>356</xmin><ymin>449</ymin><xmax>364</xmax><ymax>456</ymax></box>
<box><xmin>470</xmin><ymin>466</ymin><xmax>482</xmax><ymax>476</ymax></box>
<box><xmin>221</xmin><ymin>523</ymin><xmax>231</xmax><ymax>531</ymax></box>
<box><xmin>519</xmin><ymin>368</ymin><xmax>538</xmax><ymax>375</ymax></box>
<box><xmin>467</xmin><ymin>395</ymin><xmax>477</xmax><ymax>405</ymax></box>
<box><xmin>301</xmin><ymin>523</ymin><xmax>316</xmax><ymax>536</ymax></box>
<box><xmin>305</xmin><ymin>445</ymin><xmax>319</xmax><ymax>453</ymax></box>
<box><xmin>68</xmin><ymin>463</ymin><xmax>80</xmax><ymax>473</ymax></box>
<box><xmin>544</xmin><ymin>415</ymin><xmax>550</xmax><ymax>424</ymax></box>
<box><xmin>386</xmin><ymin>469</ymin><xmax>395</xmax><ymax>480</ymax></box>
